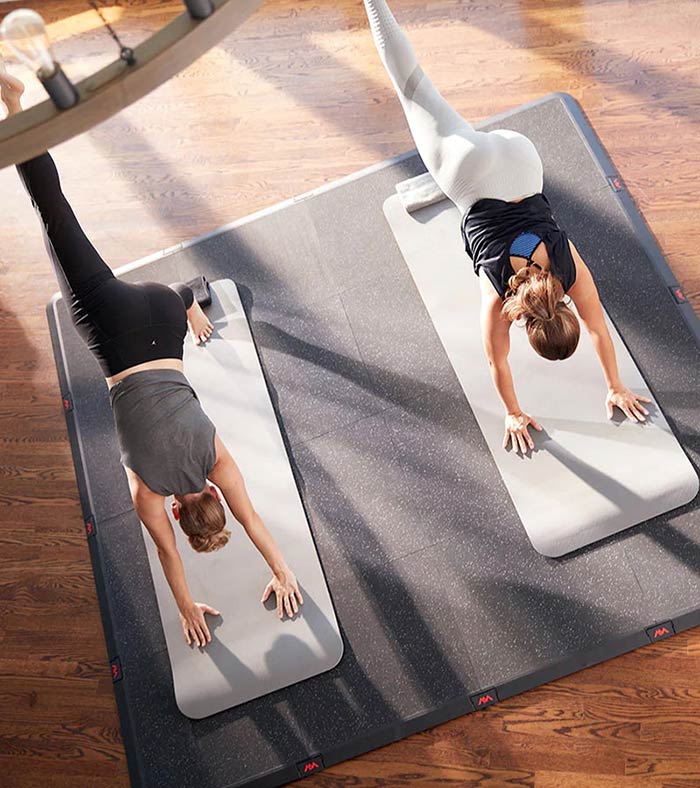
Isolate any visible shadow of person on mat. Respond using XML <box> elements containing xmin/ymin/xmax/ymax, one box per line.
<box><xmin>193</xmin><ymin>594</ymin><xmax>401</xmax><ymax>765</ymax></box>
<box><xmin>527</xmin><ymin>426</ymin><xmax>645</xmax><ymax>508</ymax></box>
<box><xmin>194</xmin><ymin>583</ymin><xmax>341</xmax><ymax>687</ymax></box>
<box><xmin>262</xmin><ymin>590</ymin><xmax>342</xmax><ymax>681</ymax></box>
<box><xmin>533</xmin><ymin>400</ymin><xmax>660</xmax><ymax>443</ymax></box>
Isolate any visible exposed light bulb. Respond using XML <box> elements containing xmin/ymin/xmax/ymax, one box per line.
<box><xmin>0</xmin><ymin>9</ymin><xmax>56</xmax><ymax>78</ymax></box>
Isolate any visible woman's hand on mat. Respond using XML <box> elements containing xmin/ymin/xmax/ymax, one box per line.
<box><xmin>261</xmin><ymin>570</ymin><xmax>304</xmax><ymax>620</ymax></box>
<box><xmin>503</xmin><ymin>411</ymin><xmax>542</xmax><ymax>454</ymax></box>
<box><xmin>179</xmin><ymin>602</ymin><xmax>220</xmax><ymax>647</ymax></box>
<box><xmin>606</xmin><ymin>386</ymin><xmax>651</xmax><ymax>422</ymax></box>
<box><xmin>188</xmin><ymin>302</ymin><xmax>214</xmax><ymax>345</ymax></box>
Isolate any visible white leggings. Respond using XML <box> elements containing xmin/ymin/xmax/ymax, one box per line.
<box><xmin>364</xmin><ymin>0</ymin><xmax>544</xmax><ymax>215</ymax></box>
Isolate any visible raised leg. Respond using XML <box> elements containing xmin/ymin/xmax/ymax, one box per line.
<box><xmin>16</xmin><ymin>152</ymin><xmax>115</xmax><ymax>303</ymax></box>
<box><xmin>364</xmin><ymin>0</ymin><xmax>497</xmax><ymax>211</ymax></box>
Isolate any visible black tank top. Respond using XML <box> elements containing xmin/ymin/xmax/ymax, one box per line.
<box><xmin>460</xmin><ymin>192</ymin><xmax>577</xmax><ymax>299</ymax></box>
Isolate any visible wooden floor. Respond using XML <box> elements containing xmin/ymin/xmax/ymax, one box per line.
<box><xmin>1</xmin><ymin>1</ymin><xmax>699</xmax><ymax>786</ymax></box>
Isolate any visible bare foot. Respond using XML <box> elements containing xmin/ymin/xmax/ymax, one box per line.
<box><xmin>0</xmin><ymin>64</ymin><xmax>25</xmax><ymax>116</ymax></box>
<box><xmin>188</xmin><ymin>301</ymin><xmax>214</xmax><ymax>345</ymax></box>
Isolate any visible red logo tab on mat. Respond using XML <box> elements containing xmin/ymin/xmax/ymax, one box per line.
<box><xmin>470</xmin><ymin>687</ymin><xmax>499</xmax><ymax>710</ymax></box>
<box><xmin>110</xmin><ymin>657</ymin><xmax>123</xmax><ymax>682</ymax></box>
<box><xmin>296</xmin><ymin>755</ymin><xmax>324</xmax><ymax>776</ymax></box>
<box><xmin>646</xmin><ymin>621</ymin><xmax>675</xmax><ymax>642</ymax></box>
<box><xmin>669</xmin><ymin>286</ymin><xmax>687</xmax><ymax>304</ymax></box>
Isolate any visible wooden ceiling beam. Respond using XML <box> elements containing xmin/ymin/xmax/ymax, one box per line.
<box><xmin>0</xmin><ymin>0</ymin><xmax>263</xmax><ymax>168</ymax></box>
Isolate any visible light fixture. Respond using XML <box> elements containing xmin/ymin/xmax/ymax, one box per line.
<box><xmin>0</xmin><ymin>8</ymin><xmax>78</xmax><ymax>110</ymax></box>
<box><xmin>183</xmin><ymin>0</ymin><xmax>214</xmax><ymax>20</ymax></box>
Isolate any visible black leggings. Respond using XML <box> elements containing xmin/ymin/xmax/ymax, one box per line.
<box><xmin>17</xmin><ymin>153</ymin><xmax>194</xmax><ymax>378</ymax></box>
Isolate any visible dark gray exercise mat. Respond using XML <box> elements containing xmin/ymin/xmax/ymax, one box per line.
<box><xmin>47</xmin><ymin>93</ymin><xmax>700</xmax><ymax>788</ymax></box>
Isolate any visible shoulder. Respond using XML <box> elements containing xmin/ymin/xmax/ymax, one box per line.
<box><xmin>209</xmin><ymin>435</ymin><xmax>233</xmax><ymax>475</ymax></box>
<box><xmin>567</xmin><ymin>238</ymin><xmax>587</xmax><ymax>275</ymax></box>
<box><xmin>479</xmin><ymin>271</ymin><xmax>509</xmax><ymax>333</ymax></box>
<box><xmin>563</xmin><ymin>238</ymin><xmax>584</xmax><ymax>288</ymax></box>
<box><xmin>478</xmin><ymin>267</ymin><xmax>502</xmax><ymax>298</ymax></box>
<box><xmin>125</xmin><ymin>466</ymin><xmax>162</xmax><ymax>507</ymax></box>
<box><xmin>477</xmin><ymin>258</ymin><xmax>507</xmax><ymax>301</ymax></box>
<box><xmin>565</xmin><ymin>239</ymin><xmax>599</xmax><ymax>302</ymax></box>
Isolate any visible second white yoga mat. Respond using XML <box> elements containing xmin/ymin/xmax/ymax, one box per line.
<box><xmin>383</xmin><ymin>192</ymin><xmax>698</xmax><ymax>557</ymax></box>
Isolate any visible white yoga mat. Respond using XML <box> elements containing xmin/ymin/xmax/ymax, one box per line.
<box><xmin>142</xmin><ymin>279</ymin><xmax>343</xmax><ymax>719</ymax></box>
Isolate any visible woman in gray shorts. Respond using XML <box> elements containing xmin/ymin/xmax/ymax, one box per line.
<box><xmin>1</xmin><ymin>68</ymin><xmax>302</xmax><ymax>649</ymax></box>
<box><xmin>363</xmin><ymin>0</ymin><xmax>650</xmax><ymax>455</ymax></box>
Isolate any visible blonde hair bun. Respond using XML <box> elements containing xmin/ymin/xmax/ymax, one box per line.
<box><xmin>501</xmin><ymin>267</ymin><xmax>580</xmax><ymax>360</ymax></box>
<box><xmin>188</xmin><ymin>528</ymin><xmax>231</xmax><ymax>553</ymax></box>
<box><xmin>177</xmin><ymin>489</ymin><xmax>229</xmax><ymax>553</ymax></box>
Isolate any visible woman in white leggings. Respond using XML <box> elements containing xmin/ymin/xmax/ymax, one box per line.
<box><xmin>364</xmin><ymin>0</ymin><xmax>650</xmax><ymax>454</ymax></box>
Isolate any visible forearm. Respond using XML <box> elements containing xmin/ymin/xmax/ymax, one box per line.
<box><xmin>489</xmin><ymin>359</ymin><xmax>523</xmax><ymax>414</ymax></box>
<box><xmin>588</xmin><ymin>326</ymin><xmax>621</xmax><ymax>390</ymax></box>
<box><xmin>213</xmin><ymin>451</ymin><xmax>289</xmax><ymax>576</ymax></box>
<box><xmin>157</xmin><ymin>549</ymin><xmax>194</xmax><ymax>612</ymax></box>
<box><xmin>241</xmin><ymin>511</ymin><xmax>289</xmax><ymax>577</ymax></box>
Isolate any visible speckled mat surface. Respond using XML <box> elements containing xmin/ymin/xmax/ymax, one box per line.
<box><xmin>47</xmin><ymin>93</ymin><xmax>700</xmax><ymax>788</ymax></box>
